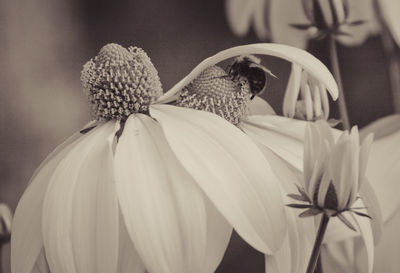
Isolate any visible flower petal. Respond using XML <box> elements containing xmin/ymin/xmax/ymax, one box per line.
<box><xmin>283</xmin><ymin>64</ymin><xmax>302</xmax><ymax>118</ymax></box>
<box><xmin>11</xmin><ymin>130</ymin><xmax>87</xmax><ymax>273</ymax></box>
<box><xmin>114</xmin><ymin>114</ymin><xmax>209</xmax><ymax>273</ymax></box>
<box><xmin>225</xmin><ymin>0</ymin><xmax>258</xmax><ymax>37</ymax></box>
<box><xmin>70</xmin><ymin>124</ymin><xmax>120</xmax><ymax>273</ymax></box>
<box><xmin>241</xmin><ymin>115</ymin><xmax>305</xmax><ymax>172</ymax></box>
<box><xmin>157</xmin><ymin>43</ymin><xmax>338</xmax><ymax>103</ymax></box>
<box><xmin>150</xmin><ymin>105</ymin><xmax>287</xmax><ymax>254</ymax></box>
<box><xmin>42</xmin><ymin>123</ymin><xmax>116</xmax><ymax>273</ymax></box>
<box><xmin>259</xmin><ymin>147</ymin><xmax>315</xmax><ymax>273</ymax></box>
<box><xmin>269</xmin><ymin>0</ymin><xmax>310</xmax><ymax>48</ymax></box>
<box><xmin>249</xmin><ymin>96</ymin><xmax>276</xmax><ymax>115</ymax></box>
<box><xmin>31</xmin><ymin>249</ymin><xmax>50</xmax><ymax>273</ymax></box>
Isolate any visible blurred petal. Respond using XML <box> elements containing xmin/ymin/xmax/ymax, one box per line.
<box><xmin>378</xmin><ymin>0</ymin><xmax>400</xmax><ymax>46</ymax></box>
<box><xmin>114</xmin><ymin>114</ymin><xmax>209</xmax><ymax>273</ymax></box>
<box><xmin>150</xmin><ymin>105</ymin><xmax>286</xmax><ymax>254</ymax></box>
<box><xmin>360</xmin><ymin>114</ymin><xmax>400</xmax><ymax>141</ymax></box>
<box><xmin>158</xmin><ymin>43</ymin><xmax>338</xmax><ymax>103</ymax></box>
<box><xmin>336</xmin><ymin>0</ymin><xmax>379</xmax><ymax>46</ymax></box>
<box><xmin>252</xmin><ymin>0</ymin><xmax>270</xmax><ymax>40</ymax></box>
<box><xmin>42</xmin><ymin>123</ymin><xmax>116</xmax><ymax>273</ymax></box>
<box><xmin>225</xmin><ymin>0</ymin><xmax>258</xmax><ymax>37</ymax></box>
<box><xmin>363</xmin><ymin>120</ymin><xmax>400</xmax><ymax>222</ymax></box>
<box><xmin>283</xmin><ymin>64</ymin><xmax>302</xmax><ymax>118</ymax></box>
<box><xmin>269</xmin><ymin>0</ymin><xmax>310</xmax><ymax>48</ymax></box>
<box><xmin>11</xmin><ymin>130</ymin><xmax>88</xmax><ymax>273</ymax></box>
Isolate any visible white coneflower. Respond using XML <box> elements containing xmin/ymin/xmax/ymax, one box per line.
<box><xmin>11</xmin><ymin>43</ymin><xmax>288</xmax><ymax>273</ymax></box>
<box><xmin>163</xmin><ymin>43</ymin><xmax>380</xmax><ymax>273</ymax></box>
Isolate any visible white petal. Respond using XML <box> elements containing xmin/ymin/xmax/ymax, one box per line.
<box><xmin>283</xmin><ymin>64</ymin><xmax>302</xmax><ymax>118</ymax></box>
<box><xmin>252</xmin><ymin>0</ymin><xmax>269</xmax><ymax>40</ymax></box>
<box><xmin>70</xmin><ymin>124</ymin><xmax>119</xmax><ymax>273</ymax></box>
<box><xmin>157</xmin><ymin>44</ymin><xmax>338</xmax><ymax>103</ymax></box>
<box><xmin>259</xmin><ymin>147</ymin><xmax>315</xmax><ymax>273</ymax></box>
<box><xmin>378</xmin><ymin>0</ymin><xmax>400</xmax><ymax>47</ymax></box>
<box><xmin>309</xmin><ymin>78</ymin><xmax>323</xmax><ymax>118</ymax></box>
<box><xmin>241</xmin><ymin>115</ymin><xmax>305</xmax><ymax>172</ymax></box>
<box><xmin>150</xmin><ymin>105</ymin><xmax>287</xmax><ymax>254</ymax></box>
<box><xmin>117</xmin><ymin>212</ymin><xmax>146</xmax><ymax>273</ymax></box>
<box><xmin>114</xmin><ymin>114</ymin><xmax>209</xmax><ymax>273</ymax></box>
<box><xmin>201</xmin><ymin>199</ymin><xmax>233</xmax><ymax>273</ymax></box>
<box><xmin>11</xmin><ymin>130</ymin><xmax>87</xmax><ymax>273</ymax></box>
<box><xmin>249</xmin><ymin>96</ymin><xmax>276</xmax><ymax>115</ymax></box>
<box><xmin>42</xmin><ymin>123</ymin><xmax>116</xmax><ymax>273</ymax></box>
<box><xmin>269</xmin><ymin>0</ymin><xmax>310</xmax><ymax>49</ymax></box>
<box><xmin>31</xmin><ymin>249</ymin><xmax>50</xmax><ymax>273</ymax></box>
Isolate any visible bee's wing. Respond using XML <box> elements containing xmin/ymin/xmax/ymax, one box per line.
<box><xmin>248</xmin><ymin>63</ymin><xmax>278</xmax><ymax>78</ymax></box>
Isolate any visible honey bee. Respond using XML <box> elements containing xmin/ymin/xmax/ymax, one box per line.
<box><xmin>227</xmin><ymin>55</ymin><xmax>276</xmax><ymax>99</ymax></box>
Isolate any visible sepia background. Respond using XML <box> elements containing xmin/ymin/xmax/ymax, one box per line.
<box><xmin>0</xmin><ymin>0</ymin><xmax>396</xmax><ymax>272</ymax></box>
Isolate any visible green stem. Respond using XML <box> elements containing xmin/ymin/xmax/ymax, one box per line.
<box><xmin>306</xmin><ymin>214</ymin><xmax>330</xmax><ymax>273</ymax></box>
<box><xmin>328</xmin><ymin>36</ymin><xmax>351</xmax><ymax>130</ymax></box>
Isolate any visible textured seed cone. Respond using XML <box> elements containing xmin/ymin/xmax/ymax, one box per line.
<box><xmin>81</xmin><ymin>43</ymin><xmax>163</xmax><ymax>121</ymax></box>
<box><xmin>177</xmin><ymin>65</ymin><xmax>251</xmax><ymax>125</ymax></box>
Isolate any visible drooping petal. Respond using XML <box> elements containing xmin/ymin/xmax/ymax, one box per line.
<box><xmin>157</xmin><ymin>43</ymin><xmax>338</xmax><ymax>103</ymax></box>
<box><xmin>114</xmin><ymin>114</ymin><xmax>210</xmax><ymax>273</ymax></box>
<box><xmin>259</xmin><ymin>146</ymin><xmax>315</xmax><ymax>273</ymax></box>
<box><xmin>41</xmin><ymin>122</ymin><xmax>116</xmax><ymax>273</ymax></box>
<box><xmin>150</xmin><ymin>105</ymin><xmax>287</xmax><ymax>254</ymax></box>
<box><xmin>269</xmin><ymin>0</ymin><xmax>310</xmax><ymax>49</ymax></box>
<box><xmin>11</xmin><ymin>129</ymin><xmax>89</xmax><ymax>273</ymax></box>
<box><xmin>241</xmin><ymin>115</ymin><xmax>305</xmax><ymax>172</ymax></box>
<box><xmin>283</xmin><ymin>64</ymin><xmax>302</xmax><ymax>118</ymax></box>
<box><xmin>378</xmin><ymin>0</ymin><xmax>400</xmax><ymax>47</ymax></box>
<box><xmin>117</xmin><ymin>212</ymin><xmax>146</xmax><ymax>273</ymax></box>
<box><xmin>70</xmin><ymin>124</ymin><xmax>120</xmax><ymax>273</ymax></box>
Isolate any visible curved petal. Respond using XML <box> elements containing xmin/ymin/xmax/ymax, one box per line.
<box><xmin>11</xmin><ymin>130</ymin><xmax>89</xmax><ymax>273</ymax></box>
<box><xmin>283</xmin><ymin>64</ymin><xmax>302</xmax><ymax>118</ymax></box>
<box><xmin>378</xmin><ymin>0</ymin><xmax>400</xmax><ymax>46</ymax></box>
<box><xmin>269</xmin><ymin>0</ymin><xmax>310</xmax><ymax>48</ymax></box>
<box><xmin>241</xmin><ymin>115</ymin><xmax>305</xmax><ymax>172</ymax></box>
<box><xmin>70</xmin><ymin>123</ymin><xmax>120</xmax><ymax>273</ymax></box>
<box><xmin>114</xmin><ymin>114</ymin><xmax>209</xmax><ymax>273</ymax></box>
<box><xmin>225</xmin><ymin>0</ymin><xmax>258</xmax><ymax>37</ymax></box>
<box><xmin>259</xmin><ymin>147</ymin><xmax>315</xmax><ymax>273</ymax></box>
<box><xmin>252</xmin><ymin>0</ymin><xmax>269</xmax><ymax>40</ymax></box>
<box><xmin>41</xmin><ymin>122</ymin><xmax>116</xmax><ymax>273</ymax></box>
<box><xmin>150</xmin><ymin>105</ymin><xmax>287</xmax><ymax>254</ymax></box>
<box><xmin>157</xmin><ymin>43</ymin><xmax>338</xmax><ymax>103</ymax></box>
<box><xmin>117</xmin><ymin>212</ymin><xmax>146</xmax><ymax>273</ymax></box>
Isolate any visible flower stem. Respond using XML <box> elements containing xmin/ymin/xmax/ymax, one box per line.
<box><xmin>328</xmin><ymin>36</ymin><xmax>351</xmax><ymax>130</ymax></box>
<box><xmin>306</xmin><ymin>214</ymin><xmax>330</xmax><ymax>273</ymax></box>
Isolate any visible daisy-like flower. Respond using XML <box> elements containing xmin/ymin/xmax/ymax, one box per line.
<box><xmin>164</xmin><ymin>43</ymin><xmax>381</xmax><ymax>273</ymax></box>
<box><xmin>160</xmin><ymin>43</ymin><xmax>339</xmax><ymax>273</ymax></box>
<box><xmin>11</xmin><ymin>43</ymin><xmax>288</xmax><ymax>273</ymax></box>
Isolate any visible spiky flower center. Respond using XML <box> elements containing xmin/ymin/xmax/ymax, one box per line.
<box><xmin>176</xmin><ymin>66</ymin><xmax>251</xmax><ymax>125</ymax></box>
<box><xmin>81</xmin><ymin>43</ymin><xmax>163</xmax><ymax>121</ymax></box>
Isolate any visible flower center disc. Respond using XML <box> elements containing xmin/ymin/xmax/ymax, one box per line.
<box><xmin>177</xmin><ymin>65</ymin><xmax>251</xmax><ymax>125</ymax></box>
<box><xmin>81</xmin><ymin>43</ymin><xmax>163</xmax><ymax>121</ymax></box>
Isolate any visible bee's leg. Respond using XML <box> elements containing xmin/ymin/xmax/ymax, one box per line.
<box><xmin>250</xmin><ymin>94</ymin><xmax>256</xmax><ymax>100</ymax></box>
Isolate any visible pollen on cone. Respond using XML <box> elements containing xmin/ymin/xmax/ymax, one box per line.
<box><xmin>81</xmin><ymin>43</ymin><xmax>163</xmax><ymax>121</ymax></box>
<box><xmin>177</xmin><ymin>65</ymin><xmax>251</xmax><ymax>125</ymax></box>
